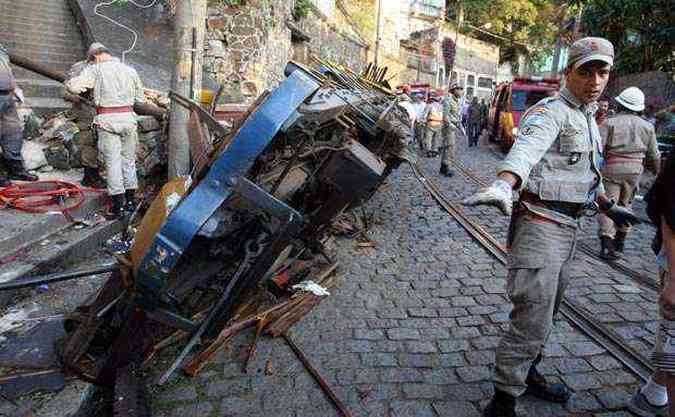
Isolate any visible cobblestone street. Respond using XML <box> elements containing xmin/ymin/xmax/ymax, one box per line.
<box><xmin>150</xmin><ymin>138</ymin><xmax>660</xmax><ymax>417</ymax></box>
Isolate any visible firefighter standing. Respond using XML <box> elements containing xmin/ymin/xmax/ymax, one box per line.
<box><xmin>423</xmin><ymin>93</ymin><xmax>444</xmax><ymax>157</ymax></box>
<box><xmin>598</xmin><ymin>87</ymin><xmax>661</xmax><ymax>260</ymax></box>
<box><xmin>463</xmin><ymin>37</ymin><xmax>641</xmax><ymax>417</ymax></box>
<box><xmin>0</xmin><ymin>45</ymin><xmax>38</xmax><ymax>187</ymax></box>
<box><xmin>66</xmin><ymin>42</ymin><xmax>146</xmax><ymax>219</ymax></box>
<box><xmin>440</xmin><ymin>82</ymin><xmax>463</xmax><ymax>177</ymax></box>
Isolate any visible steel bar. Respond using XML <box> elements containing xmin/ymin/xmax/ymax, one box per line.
<box><xmin>418</xmin><ymin>161</ymin><xmax>653</xmax><ymax>382</ymax></box>
<box><xmin>0</xmin><ymin>264</ymin><xmax>118</xmax><ymax>292</ymax></box>
<box><xmin>282</xmin><ymin>333</ymin><xmax>353</xmax><ymax>417</ymax></box>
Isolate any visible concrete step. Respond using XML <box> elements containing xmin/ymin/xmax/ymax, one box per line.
<box><xmin>0</xmin><ymin>22</ymin><xmax>83</xmax><ymax>41</ymax></box>
<box><xmin>0</xmin><ymin>1</ymin><xmax>72</xmax><ymax>15</ymax></box>
<box><xmin>0</xmin><ymin>12</ymin><xmax>80</xmax><ymax>29</ymax></box>
<box><xmin>23</xmin><ymin>96</ymin><xmax>71</xmax><ymax>116</ymax></box>
<box><xmin>0</xmin><ymin>25</ymin><xmax>82</xmax><ymax>45</ymax></box>
<box><xmin>4</xmin><ymin>38</ymin><xmax>84</xmax><ymax>56</ymax></box>
<box><xmin>16</xmin><ymin>79</ymin><xmax>66</xmax><ymax>99</ymax></box>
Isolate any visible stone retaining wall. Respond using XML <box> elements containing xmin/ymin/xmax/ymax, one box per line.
<box><xmin>204</xmin><ymin>0</ymin><xmax>368</xmax><ymax>104</ymax></box>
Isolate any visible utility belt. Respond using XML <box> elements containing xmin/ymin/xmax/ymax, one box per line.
<box><xmin>520</xmin><ymin>191</ymin><xmax>588</xmax><ymax>219</ymax></box>
<box><xmin>96</xmin><ymin>105</ymin><xmax>133</xmax><ymax>115</ymax></box>
<box><xmin>605</xmin><ymin>153</ymin><xmax>644</xmax><ymax>164</ymax></box>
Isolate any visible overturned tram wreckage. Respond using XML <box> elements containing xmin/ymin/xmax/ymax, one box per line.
<box><xmin>56</xmin><ymin>60</ymin><xmax>414</xmax><ymax>396</ymax></box>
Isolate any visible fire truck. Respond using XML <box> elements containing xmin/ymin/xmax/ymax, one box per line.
<box><xmin>487</xmin><ymin>76</ymin><xmax>561</xmax><ymax>152</ymax></box>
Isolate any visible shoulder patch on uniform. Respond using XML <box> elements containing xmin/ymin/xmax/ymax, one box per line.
<box><xmin>521</xmin><ymin>126</ymin><xmax>536</xmax><ymax>136</ymax></box>
<box><xmin>530</xmin><ymin>107</ymin><xmax>548</xmax><ymax>114</ymax></box>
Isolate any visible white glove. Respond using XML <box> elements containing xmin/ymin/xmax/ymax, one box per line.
<box><xmin>462</xmin><ymin>179</ymin><xmax>513</xmax><ymax>216</ymax></box>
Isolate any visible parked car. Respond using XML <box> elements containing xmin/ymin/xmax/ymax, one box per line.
<box><xmin>487</xmin><ymin>77</ymin><xmax>560</xmax><ymax>152</ymax></box>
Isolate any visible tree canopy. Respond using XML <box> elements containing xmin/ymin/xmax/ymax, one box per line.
<box><xmin>573</xmin><ymin>0</ymin><xmax>674</xmax><ymax>75</ymax></box>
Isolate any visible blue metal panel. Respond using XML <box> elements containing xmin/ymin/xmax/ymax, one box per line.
<box><xmin>137</xmin><ymin>70</ymin><xmax>320</xmax><ymax>298</ymax></box>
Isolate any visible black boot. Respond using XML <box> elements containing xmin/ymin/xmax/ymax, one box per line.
<box><xmin>124</xmin><ymin>189</ymin><xmax>138</xmax><ymax>213</ymax></box>
<box><xmin>525</xmin><ymin>363</ymin><xmax>571</xmax><ymax>403</ymax></box>
<box><xmin>483</xmin><ymin>389</ymin><xmax>516</xmax><ymax>417</ymax></box>
<box><xmin>600</xmin><ymin>235</ymin><xmax>619</xmax><ymax>261</ymax></box>
<box><xmin>614</xmin><ymin>231</ymin><xmax>627</xmax><ymax>253</ymax></box>
<box><xmin>105</xmin><ymin>194</ymin><xmax>126</xmax><ymax>220</ymax></box>
<box><xmin>439</xmin><ymin>163</ymin><xmax>454</xmax><ymax>177</ymax></box>
<box><xmin>7</xmin><ymin>160</ymin><xmax>38</xmax><ymax>182</ymax></box>
<box><xmin>81</xmin><ymin>167</ymin><xmax>106</xmax><ymax>189</ymax></box>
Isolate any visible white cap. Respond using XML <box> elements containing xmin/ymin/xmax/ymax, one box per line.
<box><xmin>615</xmin><ymin>87</ymin><xmax>645</xmax><ymax>112</ymax></box>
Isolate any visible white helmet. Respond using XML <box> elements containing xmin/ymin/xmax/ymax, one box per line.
<box><xmin>615</xmin><ymin>87</ymin><xmax>645</xmax><ymax>112</ymax></box>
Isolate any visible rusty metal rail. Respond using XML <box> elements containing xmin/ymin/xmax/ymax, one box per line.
<box><xmin>411</xmin><ymin>161</ymin><xmax>653</xmax><ymax>381</ymax></box>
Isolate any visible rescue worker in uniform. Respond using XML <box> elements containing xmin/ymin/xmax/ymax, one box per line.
<box><xmin>597</xmin><ymin>87</ymin><xmax>660</xmax><ymax>260</ymax></box>
<box><xmin>468</xmin><ymin>96</ymin><xmax>482</xmax><ymax>147</ymax></box>
<box><xmin>0</xmin><ymin>44</ymin><xmax>38</xmax><ymax>187</ymax></box>
<box><xmin>423</xmin><ymin>93</ymin><xmax>444</xmax><ymax>157</ymax></box>
<box><xmin>65</xmin><ymin>59</ymin><xmax>106</xmax><ymax>189</ymax></box>
<box><xmin>440</xmin><ymin>82</ymin><xmax>463</xmax><ymax>177</ymax></box>
<box><xmin>66</xmin><ymin>42</ymin><xmax>145</xmax><ymax>219</ymax></box>
<box><xmin>411</xmin><ymin>93</ymin><xmax>427</xmax><ymax>151</ymax></box>
<box><xmin>463</xmin><ymin>37</ymin><xmax>641</xmax><ymax>417</ymax></box>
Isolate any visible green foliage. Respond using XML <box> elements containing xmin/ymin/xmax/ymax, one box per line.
<box><xmin>572</xmin><ymin>0</ymin><xmax>675</xmax><ymax>75</ymax></box>
<box><xmin>342</xmin><ymin>0</ymin><xmax>377</xmax><ymax>42</ymax></box>
<box><xmin>294</xmin><ymin>0</ymin><xmax>313</xmax><ymax>19</ymax></box>
<box><xmin>447</xmin><ymin>0</ymin><xmax>562</xmax><ymax>65</ymax></box>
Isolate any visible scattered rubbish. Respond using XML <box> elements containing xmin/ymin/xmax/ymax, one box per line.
<box><xmin>291</xmin><ymin>280</ymin><xmax>330</xmax><ymax>296</ymax></box>
<box><xmin>6</xmin><ymin>58</ymin><xmax>409</xmax><ymax>417</ymax></box>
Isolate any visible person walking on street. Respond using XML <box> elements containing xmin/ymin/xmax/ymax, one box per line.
<box><xmin>423</xmin><ymin>93</ymin><xmax>444</xmax><ymax>158</ymax></box>
<box><xmin>440</xmin><ymin>83</ymin><xmax>463</xmax><ymax>177</ymax></box>
<box><xmin>463</xmin><ymin>37</ymin><xmax>641</xmax><ymax>417</ymax></box>
<box><xmin>65</xmin><ymin>59</ymin><xmax>106</xmax><ymax>189</ymax></box>
<box><xmin>410</xmin><ymin>92</ymin><xmax>427</xmax><ymax>151</ymax></box>
<box><xmin>66</xmin><ymin>42</ymin><xmax>146</xmax><ymax>219</ymax></box>
<box><xmin>0</xmin><ymin>44</ymin><xmax>38</xmax><ymax>187</ymax></box>
<box><xmin>468</xmin><ymin>96</ymin><xmax>482</xmax><ymax>147</ymax></box>
<box><xmin>597</xmin><ymin>87</ymin><xmax>661</xmax><ymax>260</ymax></box>
<box><xmin>480</xmin><ymin>97</ymin><xmax>489</xmax><ymax>137</ymax></box>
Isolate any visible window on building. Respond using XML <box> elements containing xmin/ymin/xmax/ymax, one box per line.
<box><xmin>467</xmin><ymin>74</ymin><xmax>475</xmax><ymax>87</ymax></box>
<box><xmin>478</xmin><ymin>77</ymin><xmax>493</xmax><ymax>89</ymax></box>
<box><xmin>451</xmin><ymin>71</ymin><xmax>458</xmax><ymax>82</ymax></box>
<box><xmin>511</xmin><ymin>90</ymin><xmax>551</xmax><ymax>111</ymax></box>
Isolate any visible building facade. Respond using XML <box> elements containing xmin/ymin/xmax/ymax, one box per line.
<box><xmin>374</xmin><ymin>1</ymin><xmax>500</xmax><ymax>100</ymax></box>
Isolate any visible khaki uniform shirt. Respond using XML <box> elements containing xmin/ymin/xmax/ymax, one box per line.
<box><xmin>425</xmin><ymin>101</ymin><xmax>444</xmax><ymax>129</ymax></box>
<box><xmin>600</xmin><ymin>112</ymin><xmax>660</xmax><ymax>175</ymax></box>
<box><xmin>65</xmin><ymin>58</ymin><xmax>145</xmax><ymax>124</ymax></box>
<box><xmin>498</xmin><ymin>87</ymin><xmax>605</xmax><ymax>225</ymax></box>
<box><xmin>443</xmin><ymin>94</ymin><xmax>461</xmax><ymax>127</ymax></box>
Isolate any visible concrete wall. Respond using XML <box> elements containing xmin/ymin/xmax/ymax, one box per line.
<box><xmin>69</xmin><ymin>0</ymin><xmax>174</xmax><ymax>90</ymax></box>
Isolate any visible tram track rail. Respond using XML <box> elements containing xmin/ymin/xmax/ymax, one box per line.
<box><xmin>410</xmin><ymin>160</ymin><xmax>653</xmax><ymax>381</ymax></box>
<box><xmin>450</xmin><ymin>160</ymin><xmax>660</xmax><ymax>293</ymax></box>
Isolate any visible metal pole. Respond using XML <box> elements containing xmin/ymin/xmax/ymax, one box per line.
<box><xmin>168</xmin><ymin>0</ymin><xmax>206</xmax><ymax>180</ymax></box>
<box><xmin>374</xmin><ymin>0</ymin><xmax>382</xmax><ymax>67</ymax></box>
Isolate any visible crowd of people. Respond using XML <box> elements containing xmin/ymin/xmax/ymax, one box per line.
<box><xmin>397</xmin><ymin>83</ymin><xmax>491</xmax><ymax>171</ymax></box>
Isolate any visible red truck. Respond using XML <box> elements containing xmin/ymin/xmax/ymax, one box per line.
<box><xmin>488</xmin><ymin>76</ymin><xmax>561</xmax><ymax>152</ymax></box>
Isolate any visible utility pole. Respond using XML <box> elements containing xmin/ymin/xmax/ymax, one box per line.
<box><xmin>168</xmin><ymin>0</ymin><xmax>207</xmax><ymax>181</ymax></box>
<box><xmin>373</xmin><ymin>0</ymin><xmax>382</xmax><ymax>67</ymax></box>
